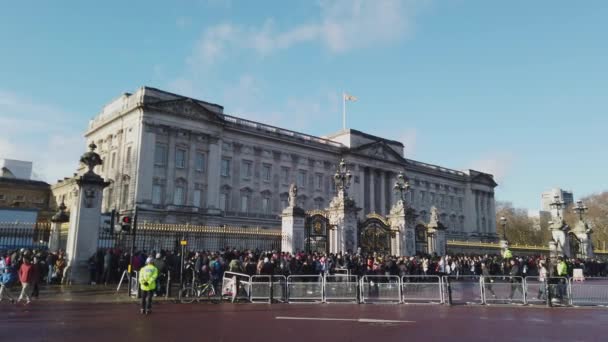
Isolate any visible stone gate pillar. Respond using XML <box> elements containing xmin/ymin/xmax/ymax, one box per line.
<box><xmin>427</xmin><ymin>206</ymin><xmax>446</xmax><ymax>256</ymax></box>
<box><xmin>281</xmin><ymin>184</ymin><xmax>305</xmax><ymax>253</ymax></box>
<box><xmin>388</xmin><ymin>200</ymin><xmax>415</xmax><ymax>256</ymax></box>
<box><xmin>65</xmin><ymin>143</ymin><xmax>110</xmax><ymax>284</ymax></box>
<box><xmin>327</xmin><ymin>192</ymin><xmax>359</xmax><ymax>254</ymax></box>
<box><xmin>49</xmin><ymin>202</ymin><xmax>69</xmax><ymax>251</ymax></box>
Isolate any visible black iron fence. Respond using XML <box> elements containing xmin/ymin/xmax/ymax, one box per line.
<box><xmin>0</xmin><ymin>222</ymin><xmax>52</xmax><ymax>250</ymax></box>
<box><xmin>98</xmin><ymin>222</ymin><xmax>283</xmax><ymax>252</ymax></box>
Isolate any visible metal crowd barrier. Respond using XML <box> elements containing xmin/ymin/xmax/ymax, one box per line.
<box><xmin>523</xmin><ymin>276</ymin><xmax>548</xmax><ymax>305</ymax></box>
<box><xmin>222</xmin><ymin>271</ymin><xmax>252</xmax><ymax>302</ymax></box>
<box><xmin>360</xmin><ymin>275</ymin><xmax>401</xmax><ymax>304</ymax></box>
<box><xmin>402</xmin><ymin>275</ymin><xmax>443</xmax><ymax>304</ymax></box>
<box><xmin>482</xmin><ymin>276</ymin><xmax>525</xmax><ymax>305</ymax></box>
<box><xmin>250</xmin><ymin>275</ymin><xmax>287</xmax><ymax>303</ymax></box>
<box><xmin>324</xmin><ymin>275</ymin><xmax>358</xmax><ymax>303</ymax></box>
<box><xmin>569</xmin><ymin>277</ymin><xmax>608</xmax><ymax>307</ymax></box>
<box><xmin>546</xmin><ymin>277</ymin><xmax>570</xmax><ymax>306</ymax></box>
<box><xmin>443</xmin><ymin>275</ymin><xmax>483</xmax><ymax>305</ymax></box>
<box><xmin>287</xmin><ymin>275</ymin><xmax>324</xmax><ymax>303</ymax></box>
<box><xmin>129</xmin><ymin>271</ymin><xmax>139</xmax><ymax>297</ymax></box>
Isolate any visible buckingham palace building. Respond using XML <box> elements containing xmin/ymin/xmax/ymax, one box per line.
<box><xmin>73</xmin><ymin>86</ymin><xmax>497</xmax><ymax>241</ymax></box>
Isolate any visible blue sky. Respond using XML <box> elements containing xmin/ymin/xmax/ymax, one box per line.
<box><xmin>1</xmin><ymin>0</ymin><xmax>606</xmax><ymax>210</ymax></box>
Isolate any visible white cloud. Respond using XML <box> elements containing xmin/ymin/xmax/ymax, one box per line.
<box><xmin>184</xmin><ymin>0</ymin><xmax>421</xmax><ymax>70</ymax></box>
<box><xmin>468</xmin><ymin>153</ymin><xmax>515</xmax><ymax>183</ymax></box>
<box><xmin>0</xmin><ymin>90</ymin><xmax>84</xmax><ymax>183</ymax></box>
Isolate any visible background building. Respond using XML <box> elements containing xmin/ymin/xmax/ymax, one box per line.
<box><xmin>65</xmin><ymin>86</ymin><xmax>498</xmax><ymax>240</ymax></box>
<box><xmin>0</xmin><ymin>160</ymin><xmax>54</xmax><ymax>221</ymax></box>
<box><xmin>0</xmin><ymin>159</ymin><xmax>33</xmax><ymax>180</ymax></box>
<box><xmin>541</xmin><ymin>187</ymin><xmax>574</xmax><ymax>219</ymax></box>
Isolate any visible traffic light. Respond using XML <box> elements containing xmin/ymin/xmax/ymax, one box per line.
<box><xmin>120</xmin><ymin>215</ymin><xmax>132</xmax><ymax>232</ymax></box>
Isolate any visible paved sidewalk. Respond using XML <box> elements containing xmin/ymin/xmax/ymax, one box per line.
<box><xmin>1</xmin><ymin>284</ymin><xmax>174</xmax><ymax>304</ymax></box>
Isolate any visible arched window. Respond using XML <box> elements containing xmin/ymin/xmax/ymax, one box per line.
<box><xmin>174</xmin><ymin>178</ymin><xmax>187</xmax><ymax>206</ymax></box>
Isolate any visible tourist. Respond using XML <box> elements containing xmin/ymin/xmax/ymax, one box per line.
<box><xmin>17</xmin><ymin>258</ymin><xmax>34</xmax><ymax>305</ymax></box>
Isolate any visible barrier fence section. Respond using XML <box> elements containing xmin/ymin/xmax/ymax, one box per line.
<box><xmin>250</xmin><ymin>275</ymin><xmax>287</xmax><ymax>303</ymax></box>
<box><xmin>569</xmin><ymin>277</ymin><xmax>608</xmax><ymax>307</ymax></box>
<box><xmin>444</xmin><ymin>275</ymin><xmax>483</xmax><ymax>305</ymax></box>
<box><xmin>222</xmin><ymin>271</ymin><xmax>251</xmax><ymax>302</ymax></box>
<box><xmin>324</xmin><ymin>275</ymin><xmax>358</xmax><ymax>303</ymax></box>
<box><xmin>545</xmin><ymin>277</ymin><xmax>570</xmax><ymax>306</ymax></box>
<box><xmin>287</xmin><ymin>275</ymin><xmax>324</xmax><ymax>303</ymax></box>
<box><xmin>524</xmin><ymin>276</ymin><xmax>548</xmax><ymax>305</ymax></box>
<box><xmin>482</xmin><ymin>276</ymin><xmax>525</xmax><ymax>305</ymax></box>
<box><xmin>360</xmin><ymin>275</ymin><xmax>401</xmax><ymax>304</ymax></box>
<box><xmin>401</xmin><ymin>275</ymin><xmax>443</xmax><ymax>304</ymax></box>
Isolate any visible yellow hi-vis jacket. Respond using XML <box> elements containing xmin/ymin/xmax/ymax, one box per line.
<box><xmin>557</xmin><ymin>261</ymin><xmax>568</xmax><ymax>277</ymax></box>
<box><xmin>502</xmin><ymin>249</ymin><xmax>513</xmax><ymax>259</ymax></box>
<box><xmin>139</xmin><ymin>264</ymin><xmax>159</xmax><ymax>291</ymax></box>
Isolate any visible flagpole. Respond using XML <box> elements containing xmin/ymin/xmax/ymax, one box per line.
<box><xmin>342</xmin><ymin>92</ymin><xmax>346</xmax><ymax>130</ymax></box>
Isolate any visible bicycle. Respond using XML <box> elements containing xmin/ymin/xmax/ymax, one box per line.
<box><xmin>180</xmin><ymin>279</ymin><xmax>220</xmax><ymax>304</ymax></box>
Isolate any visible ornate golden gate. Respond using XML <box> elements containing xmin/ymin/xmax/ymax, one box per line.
<box><xmin>305</xmin><ymin>211</ymin><xmax>330</xmax><ymax>254</ymax></box>
<box><xmin>358</xmin><ymin>214</ymin><xmax>392</xmax><ymax>255</ymax></box>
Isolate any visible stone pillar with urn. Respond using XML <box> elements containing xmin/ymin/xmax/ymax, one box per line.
<box><xmin>548</xmin><ymin>195</ymin><xmax>571</xmax><ymax>260</ymax></box>
<box><xmin>387</xmin><ymin>172</ymin><xmax>416</xmax><ymax>256</ymax></box>
<box><xmin>64</xmin><ymin>143</ymin><xmax>110</xmax><ymax>284</ymax></box>
<box><xmin>49</xmin><ymin>201</ymin><xmax>69</xmax><ymax>251</ymax></box>
<box><xmin>427</xmin><ymin>206</ymin><xmax>447</xmax><ymax>256</ymax></box>
<box><xmin>281</xmin><ymin>183</ymin><xmax>306</xmax><ymax>254</ymax></box>
<box><xmin>571</xmin><ymin>200</ymin><xmax>594</xmax><ymax>259</ymax></box>
<box><xmin>327</xmin><ymin>158</ymin><xmax>360</xmax><ymax>254</ymax></box>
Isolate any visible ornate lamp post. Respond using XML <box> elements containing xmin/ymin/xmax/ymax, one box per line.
<box><xmin>573</xmin><ymin>200</ymin><xmax>588</xmax><ymax>221</ymax></box>
<box><xmin>393</xmin><ymin>172</ymin><xmax>410</xmax><ymax>203</ymax></box>
<box><xmin>549</xmin><ymin>195</ymin><xmax>565</xmax><ymax>219</ymax></box>
<box><xmin>333</xmin><ymin>158</ymin><xmax>352</xmax><ymax>198</ymax></box>
<box><xmin>500</xmin><ymin>216</ymin><xmax>508</xmax><ymax>241</ymax></box>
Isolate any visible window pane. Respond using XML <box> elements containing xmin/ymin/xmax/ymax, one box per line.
<box><xmin>152</xmin><ymin>185</ymin><xmax>162</xmax><ymax>205</ymax></box>
<box><xmin>174</xmin><ymin>187</ymin><xmax>184</xmax><ymax>205</ymax></box>
<box><xmin>241</xmin><ymin>196</ymin><xmax>248</xmax><ymax>212</ymax></box>
<box><xmin>176</xmin><ymin>149</ymin><xmax>186</xmax><ymax>168</ymax></box>
<box><xmin>122</xmin><ymin>184</ymin><xmax>129</xmax><ymax>206</ymax></box>
<box><xmin>195</xmin><ymin>153</ymin><xmax>205</xmax><ymax>171</ymax></box>
<box><xmin>155</xmin><ymin>144</ymin><xmax>167</xmax><ymax>165</ymax></box>
<box><xmin>298</xmin><ymin>171</ymin><xmax>306</xmax><ymax>187</ymax></box>
<box><xmin>193</xmin><ymin>190</ymin><xmax>201</xmax><ymax>207</ymax></box>
<box><xmin>111</xmin><ymin>152</ymin><xmax>116</xmax><ymax>168</ymax></box>
<box><xmin>262</xmin><ymin>198</ymin><xmax>270</xmax><ymax>213</ymax></box>
<box><xmin>126</xmin><ymin>146</ymin><xmax>132</xmax><ymax>165</ymax></box>
<box><xmin>221</xmin><ymin>159</ymin><xmax>231</xmax><ymax>176</ymax></box>
<box><xmin>263</xmin><ymin>165</ymin><xmax>271</xmax><ymax>181</ymax></box>
<box><xmin>219</xmin><ymin>194</ymin><xmax>227</xmax><ymax>211</ymax></box>
<box><xmin>281</xmin><ymin>167</ymin><xmax>289</xmax><ymax>183</ymax></box>
<box><xmin>316</xmin><ymin>174</ymin><xmax>322</xmax><ymax>189</ymax></box>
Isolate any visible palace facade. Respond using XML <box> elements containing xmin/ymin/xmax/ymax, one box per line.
<box><xmin>66</xmin><ymin>87</ymin><xmax>497</xmax><ymax>240</ymax></box>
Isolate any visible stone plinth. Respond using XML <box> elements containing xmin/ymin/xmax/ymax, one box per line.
<box><xmin>571</xmin><ymin>220</ymin><xmax>594</xmax><ymax>259</ymax></box>
<box><xmin>427</xmin><ymin>206</ymin><xmax>446</xmax><ymax>256</ymax></box>
<box><xmin>550</xmin><ymin>219</ymin><xmax>570</xmax><ymax>258</ymax></box>
<box><xmin>388</xmin><ymin>200</ymin><xmax>416</xmax><ymax>256</ymax></box>
<box><xmin>281</xmin><ymin>206</ymin><xmax>306</xmax><ymax>254</ymax></box>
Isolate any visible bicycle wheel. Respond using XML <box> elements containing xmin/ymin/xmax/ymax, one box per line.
<box><xmin>200</xmin><ymin>285</ymin><xmax>217</xmax><ymax>303</ymax></box>
<box><xmin>180</xmin><ymin>287</ymin><xmax>196</xmax><ymax>304</ymax></box>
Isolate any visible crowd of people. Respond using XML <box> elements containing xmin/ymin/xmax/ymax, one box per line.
<box><xmin>1</xmin><ymin>245</ymin><xmax>607</xmax><ymax>306</ymax></box>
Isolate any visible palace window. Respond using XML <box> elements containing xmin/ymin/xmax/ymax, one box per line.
<box><xmin>121</xmin><ymin>184</ymin><xmax>129</xmax><ymax>207</ymax></box>
<box><xmin>152</xmin><ymin>185</ymin><xmax>163</xmax><ymax>205</ymax></box>
<box><xmin>241</xmin><ymin>160</ymin><xmax>252</xmax><ymax>179</ymax></box>
<box><xmin>262</xmin><ymin>198</ymin><xmax>270</xmax><ymax>214</ymax></box>
<box><xmin>262</xmin><ymin>164</ymin><xmax>272</xmax><ymax>182</ymax></box>
<box><xmin>154</xmin><ymin>144</ymin><xmax>167</xmax><ymax>166</ymax></box>
<box><xmin>193</xmin><ymin>189</ymin><xmax>202</xmax><ymax>207</ymax></box>
<box><xmin>219</xmin><ymin>193</ymin><xmax>228</xmax><ymax>211</ymax></box>
<box><xmin>240</xmin><ymin>195</ymin><xmax>249</xmax><ymax>213</ymax></box>
<box><xmin>111</xmin><ymin>152</ymin><xmax>116</xmax><ymax>169</ymax></box>
<box><xmin>315</xmin><ymin>173</ymin><xmax>323</xmax><ymax>190</ymax></box>
<box><xmin>221</xmin><ymin>159</ymin><xmax>231</xmax><ymax>177</ymax></box>
<box><xmin>297</xmin><ymin>170</ymin><xmax>307</xmax><ymax>187</ymax></box>
<box><xmin>175</xmin><ymin>148</ymin><xmax>187</xmax><ymax>168</ymax></box>
<box><xmin>125</xmin><ymin>146</ymin><xmax>132</xmax><ymax>165</ymax></box>
<box><xmin>174</xmin><ymin>186</ymin><xmax>185</xmax><ymax>206</ymax></box>
<box><xmin>195</xmin><ymin>152</ymin><xmax>206</xmax><ymax>172</ymax></box>
<box><xmin>281</xmin><ymin>167</ymin><xmax>290</xmax><ymax>184</ymax></box>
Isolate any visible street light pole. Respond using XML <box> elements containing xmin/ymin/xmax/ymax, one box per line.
<box><xmin>500</xmin><ymin>216</ymin><xmax>508</xmax><ymax>241</ymax></box>
<box><xmin>573</xmin><ymin>200</ymin><xmax>588</xmax><ymax>221</ymax></box>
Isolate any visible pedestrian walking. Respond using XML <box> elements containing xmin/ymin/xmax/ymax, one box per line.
<box><xmin>481</xmin><ymin>262</ymin><xmax>497</xmax><ymax>299</ymax></box>
<box><xmin>17</xmin><ymin>258</ymin><xmax>35</xmax><ymax>305</ymax></box>
<box><xmin>508</xmin><ymin>259</ymin><xmax>523</xmax><ymax>300</ymax></box>
<box><xmin>0</xmin><ymin>265</ymin><xmax>17</xmax><ymax>303</ymax></box>
<box><xmin>139</xmin><ymin>257</ymin><xmax>158</xmax><ymax>315</ymax></box>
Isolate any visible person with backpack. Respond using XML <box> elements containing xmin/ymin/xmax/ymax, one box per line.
<box><xmin>0</xmin><ymin>265</ymin><xmax>17</xmax><ymax>303</ymax></box>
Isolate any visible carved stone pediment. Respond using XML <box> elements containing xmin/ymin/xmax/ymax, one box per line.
<box><xmin>353</xmin><ymin>141</ymin><xmax>404</xmax><ymax>163</ymax></box>
<box><xmin>147</xmin><ymin>98</ymin><xmax>220</xmax><ymax>122</ymax></box>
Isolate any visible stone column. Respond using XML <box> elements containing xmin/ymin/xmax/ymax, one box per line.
<box><xmin>206</xmin><ymin>136</ymin><xmax>221</xmax><ymax>210</ymax></box>
<box><xmin>369</xmin><ymin>169</ymin><xmax>375</xmax><ymax>214</ymax></box>
<box><xmin>379</xmin><ymin>171</ymin><xmax>386</xmax><ymax>215</ymax></box>
<box><xmin>65</xmin><ymin>144</ymin><xmax>110</xmax><ymax>284</ymax></box>
<box><xmin>49</xmin><ymin>202</ymin><xmax>69</xmax><ymax>251</ymax></box>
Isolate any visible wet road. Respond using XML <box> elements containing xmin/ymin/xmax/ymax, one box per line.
<box><xmin>1</xmin><ymin>301</ymin><xmax>607</xmax><ymax>342</ymax></box>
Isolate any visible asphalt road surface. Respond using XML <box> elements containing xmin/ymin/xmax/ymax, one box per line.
<box><xmin>2</xmin><ymin>301</ymin><xmax>607</xmax><ymax>342</ymax></box>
